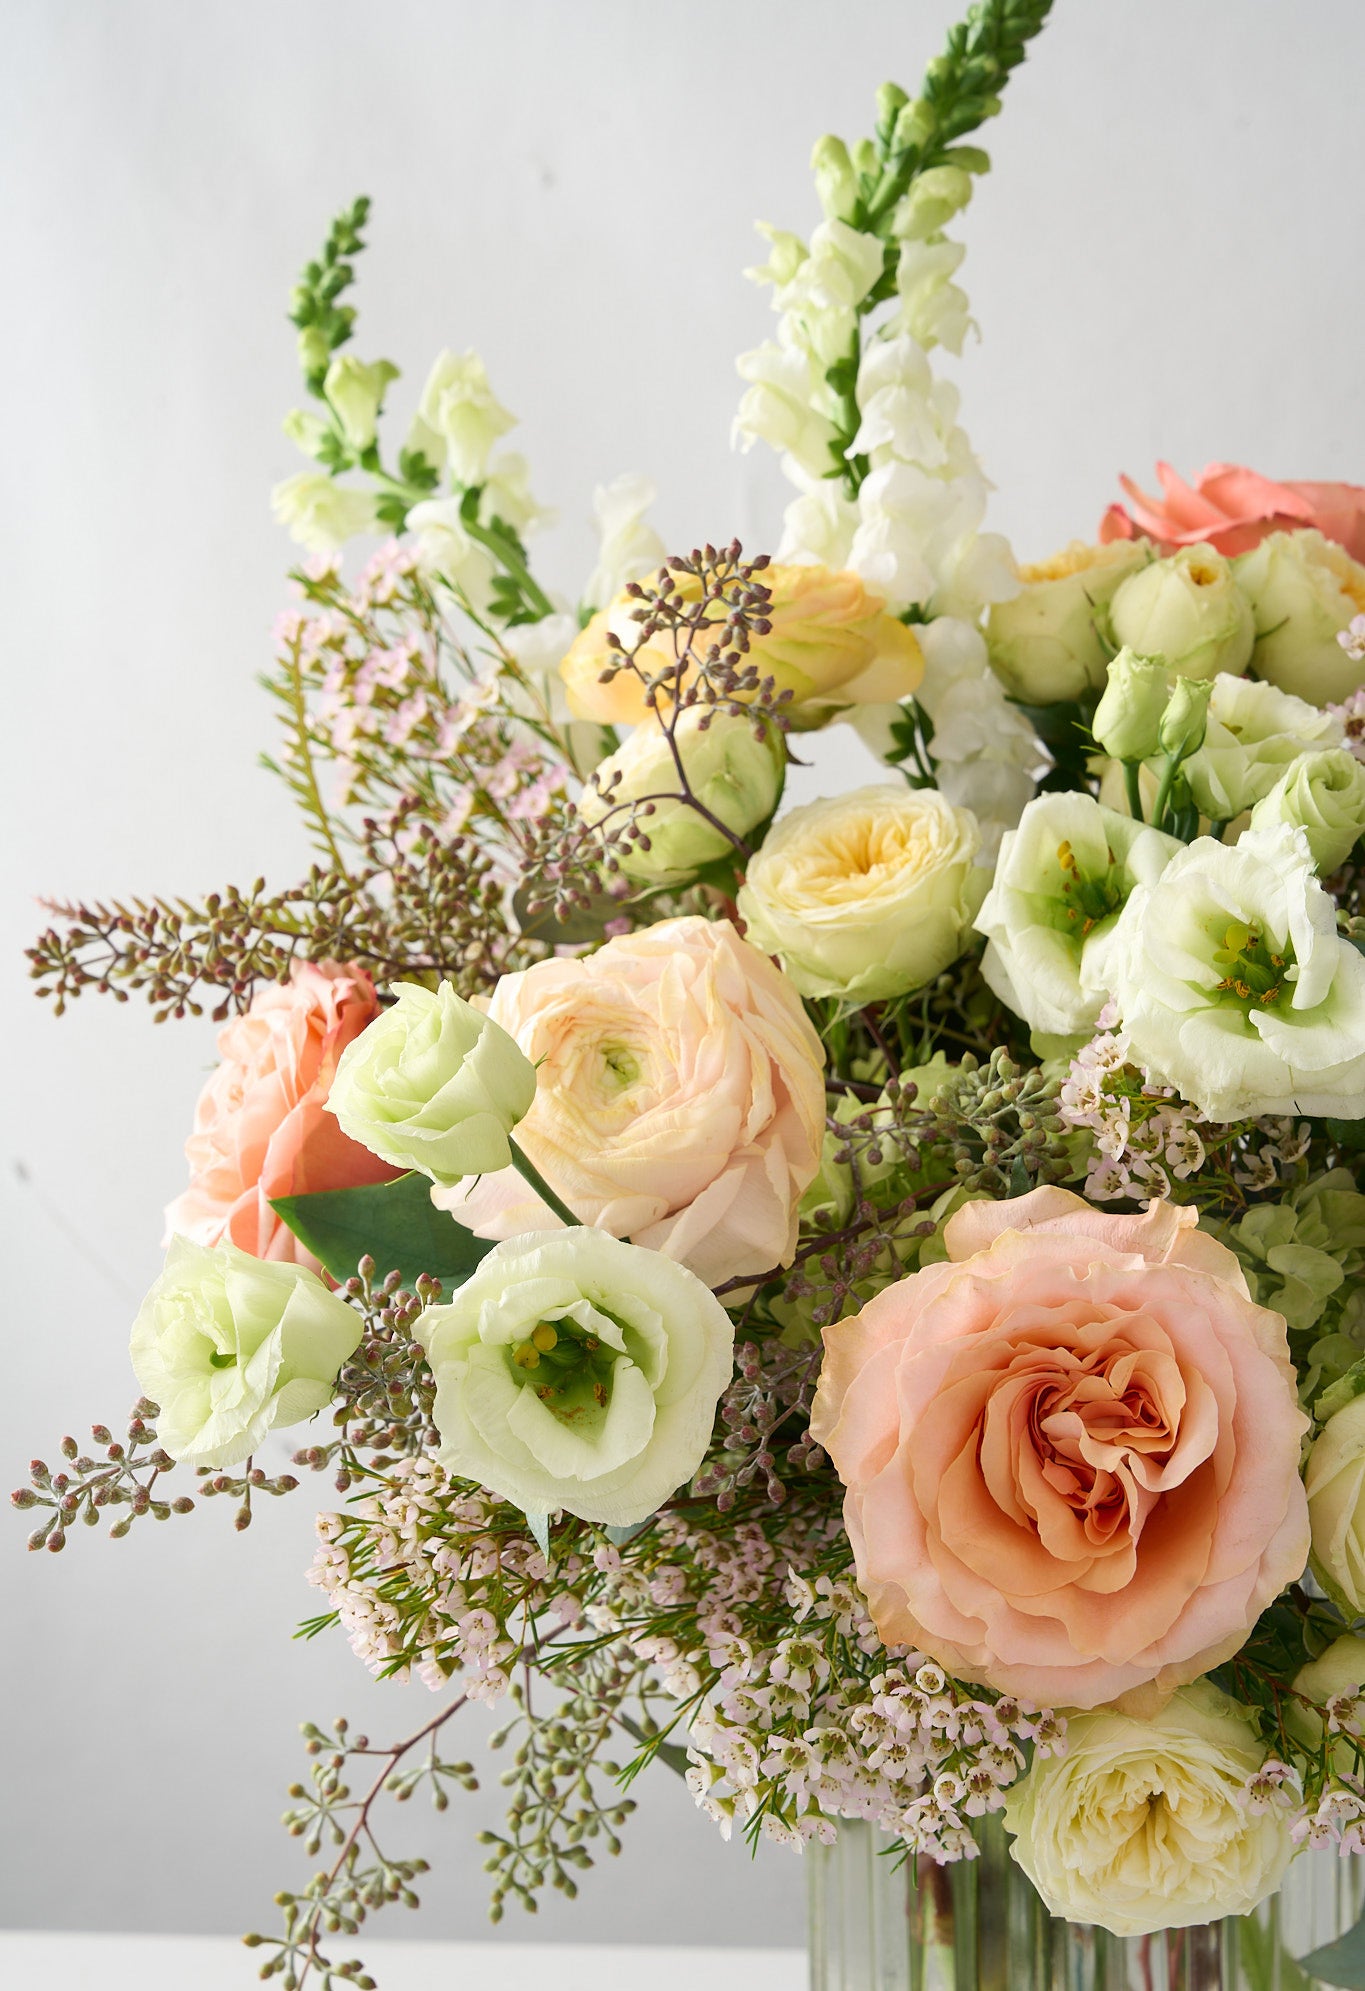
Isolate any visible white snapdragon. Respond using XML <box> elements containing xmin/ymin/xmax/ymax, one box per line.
<box><xmin>478</xmin><ymin>452</ymin><xmax>554</xmax><ymax>537</ymax></box>
<box><xmin>271</xmin><ymin>472</ymin><xmax>378</xmax><ymax>553</ymax></box>
<box><xmin>849</xmin><ymin>335</ymin><xmax>960</xmax><ymax>469</ymax></box>
<box><xmin>404</xmin><ymin>497</ymin><xmax>498</xmax><ymax>613</ymax></box>
<box><xmin>734</xmin><ymin>336</ymin><xmax>839</xmax><ymax>484</ymax></box>
<box><xmin>582</xmin><ymin>473</ymin><xmax>668</xmax><ymax>610</ymax></box>
<box><xmin>888</xmin><ymin>238</ymin><xmax>972</xmax><ymax>355</ymax></box>
<box><xmin>416</xmin><ymin>349</ymin><xmax>516</xmax><ymax>486</ymax></box>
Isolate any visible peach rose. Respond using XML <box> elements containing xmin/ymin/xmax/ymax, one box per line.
<box><xmin>811</xmin><ymin>1187</ymin><xmax>1309</xmax><ymax>1711</ymax></box>
<box><xmin>1101</xmin><ymin>460</ymin><xmax>1365</xmax><ymax>563</ymax></box>
<box><xmin>434</xmin><ymin>916</ymin><xmax>826</xmax><ymax>1288</ymax></box>
<box><xmin>164</xmin><ymin>961</ymin><xmax>401</xmax><ymax>1267</ymax></box>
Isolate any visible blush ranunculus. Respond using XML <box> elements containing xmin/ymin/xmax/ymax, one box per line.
<box><xmin>433</xmin><ymin>916</ymin><xmax>826</xmax><ymax>1289</ymax></box>
<box><xmin>1101</xmin><ymin>460</ymin><xmax>1365</xmax><ymax>563</ymax></box>
<box><xmin>810</xmin><ymin>1187</ymin><xmax>1309</xmax><ymax>1711</ymax></box>
<box><xmin>164</xmin><ymin>961</ymin><xmax>401</xmax><ymax>1268</ymax></box>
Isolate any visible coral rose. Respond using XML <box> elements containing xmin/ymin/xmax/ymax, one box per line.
<box><xmin>1101</xmin><ymin>460</ymin><xmax>1365</xmax><ymax>563</ymax></box>
<box><xmin>434</xmin><ymin>916</ymin><xmax>825</xmax><ymax>1289</ymax></box>
<box><xmin>164</xmin><ymin>961</ymin><xmax>401</xmax><ymax>1268</ymax></box>
<box><xmin>810</xmin><ymin>1187</ymin><xmax>1309</xmax><ymax>1710</ymax></box>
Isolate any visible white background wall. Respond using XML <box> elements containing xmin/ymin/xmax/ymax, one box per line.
<box><xmin>6</xmin><ymin>0</ymin><xmax>1365</xmax><ymax>1953</ymax></box>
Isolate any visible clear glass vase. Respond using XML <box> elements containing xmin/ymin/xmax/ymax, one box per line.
<box><xmin>807</xmin><ymin>1814</ymin><xmax>1365</xmax><ymax>1990</ymax></box>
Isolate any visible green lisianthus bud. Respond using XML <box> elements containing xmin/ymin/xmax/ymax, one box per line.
<box><xmin>327</xmin><ymin>982</ymin><xmax>539</xmax><ymax>1185</ymax></box>
<box><xmin>1108</xmin><ymin>544</ymin><xmax>1254</xmax><ymax>681</ymax></box>
<box><xmin>1092</xmin><ymin>649</ymin><xmax>1170</xmax><ymax>762</ymax></box>
<box><xmin>811</xmin><ymin>136</ymin><xmax>858</xmax><ymax>221</ymax></box>
<box><xmin>1250</xmin><ymin>747</ymin><xmax>1365</xmax><ymax>873</ymax></box>
<box><xmin>1157</xmin><ymin>675</ymin><xmax>1213</xmax><ymax>760</ymax></box>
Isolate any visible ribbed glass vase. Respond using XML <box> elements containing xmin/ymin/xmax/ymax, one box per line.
<box><xmin>807</xmin><ymin>1816</ymin><xmax>1364</xmax><ymax>1991</ymax></box>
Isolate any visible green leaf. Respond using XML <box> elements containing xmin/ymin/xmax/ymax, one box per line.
<box><xmin>1299</xmin><ymin>1911</ymin><xmax>1365</xmax><ymax>1988</ymax></box>
<box><xmin>270</xmin><ymin>1172</ymin><xmax>494</xmax><ymax>1290</ymax></box>
<box><xmin>1328</xmin><ymin>1117</ymin><xmax>1365</xmax><ymax>1151</ymax></box>
<box><xmin>1316</xmin><ymin>1354</ymin><xmax>1365</xmax><ymax>1426</ymax></box>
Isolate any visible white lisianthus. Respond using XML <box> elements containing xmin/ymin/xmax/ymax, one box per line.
<box><xmin>416</xmin><ymin>349</ymin><xmax>516</xmax><ymax>486</ymax></box>
<box><xmin>987</xmin><ymin>542</ymin><xmax>1152</xmax><ymax>705</ymax></box>
<box><xmin>1306</xmin><ymin>1395</ymin><xmax>1365</xmax><ymax>1612</ymax></box>
<box><xmin>736</xmin><ymin>785</ymin><xmax>983</xmax><ymax>1002</ymax></box>
<box><xmin>976</xmin><ymin>793</ymin><xmax>1181</xmax><ymax>1039</ymax></box>
<box><xmin>130</xmin><ymin>1237</ymin><xmax>361</xmax><ymax>1469</ymax></box>
<box><xmin>1180</xmin><ymin>674</ymin><xmax>1344</xmax><ymax>821</ymax></box>
<box><xmin>1235</xmin><ymin>528</ymin><xmax>1365</xmax><ymax>704</ymax></box>
<box><xmin>1107</xmin><ymin>543</ymin><xmax>1255</xmax><ymax>680</ymax></box>
<box><xmin>405</xmin><ymin>497</ymin><xmax>498</xmax><ymax>612</ymax></box>
<box><xmin>1110</xmin><ymin>822</ymin><xmax>1365</xmax><ymax>1120</ymax></box>
<box><xmin>413</xmin><ymin>1229</ymin><xmax>735</xmax><ymax>1526</ymax></box>
<box><xmin>1004</xmin><ymin>1684</ymin><xmax>1293</xmax><ymax>1939</ymax></box>
<box><xmin>734</xmin><ymin>338</ymin><xmax>839</xmax><ymax>484</ymax></box>
<box><xmin>270</xmin><ymin>471</ymin><xmax>377</xmax><ymax>553</ymax></box>
<box><xmin>323</xmin><ymin>354</ymin><xmax>399</xmax><ymax>453</ymax></box>
<box><xmin>578</xmin><ymin>708</ymin><xmax>785</xmax><ymax>885</ymax></box>
<box><xmin>1251</xmin><ymin>748</ymin><xmax>1365</xmax><ymax>874</ymax></box>
<box><xmin>327</xmin><ymin>981</ymin><xmax>539</xmax><ymax>1185</ymax></box>
<box><xmin>582</xmin><ymin>473</ymin><xmax>668</xmax><ymax>610</ymax></box>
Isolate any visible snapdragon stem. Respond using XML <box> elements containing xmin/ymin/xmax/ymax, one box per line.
<box><xmin>508</xmin><ymin>1137</ymin><xmax>582</xmax><ymax>1231</ymax></box>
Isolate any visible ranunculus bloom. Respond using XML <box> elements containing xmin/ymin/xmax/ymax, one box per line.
<box><xmin>810</xmin><ymin>1188</ymin><xmax>1309</xmax><ymax>1710</ymax></box>
<box><xmin>164</xmin><ymin>961</ymin><xmax>400</xmax><ymax>1269</ymax></box>
<box><xmin>1004</xmin><ymin>1683</ymin><xmax>1293</xmax><ymax>1937</ymax></box>
<box><xmin>558</xmin><ymin>564</ymin><xmax>923</xmax><ymax>732</ymax></box>
<box><xmin>1101</xmin><ymin>461</ymin><xmax>1365</xmax><ymax>563</ymax></box>
<box><xmin>434</xmin><ymin>916</ymin><xmax>826</xmax><ymax>1289</ymax></box>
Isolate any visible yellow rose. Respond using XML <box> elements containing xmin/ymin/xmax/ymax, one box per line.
<box><xmin>735</xmin><ymin>784</ymin><xmax>983</xmax><ymax>1002</ymax></box>
<box><xmin>1004</xmin><ymin>1684</ymin><xmax>1294</xmax><ymax>1938</ymax></box>
<box><xmin>559</xmin><ymin>563</ymin><xmax>923</xmax><ymax>731</ymax></box>
<box><xmin>987</xmin><ymin>540</ymin><xmax>1151</xmax><ymax>704</ymax></box>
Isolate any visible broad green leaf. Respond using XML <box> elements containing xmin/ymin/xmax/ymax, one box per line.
<box><xmin>1299</xmin><ymin>1909</ymin><xmax>1365</xmax><ymax>1987</ymax></box>
<box><xmin>271</xmin><ymin>1171</ymin><xmax>494</xmax><ymax>1290</ymax></box>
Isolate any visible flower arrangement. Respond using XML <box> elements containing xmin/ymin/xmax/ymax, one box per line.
<box><xmin>20</xmin><ymin>3</ymin><xmax>1365</xmax><ymax>1984</ymax></box>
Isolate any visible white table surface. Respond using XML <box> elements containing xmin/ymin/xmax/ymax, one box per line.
<box><xmin>0</xmin><ymin>1932</ymin><xmax>808</xmax><ymax>1989</ymax></box>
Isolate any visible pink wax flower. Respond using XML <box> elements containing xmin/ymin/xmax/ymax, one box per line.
<box><xmin>164</xmin><ymin>960</ymin><xmax>401</xmax><ymax>1268</ymax></box>
<box><xmin>1101</xmin><ymin>461</ymin><xmax>1365</xmax><ymax>563</ymax></box>
<box><xmin>810</xmin><ymin>1187</ymin><xmax>1309</xmax><ymax>1713</ymax></box>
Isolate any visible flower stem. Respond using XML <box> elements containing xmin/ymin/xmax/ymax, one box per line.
<box><xmin>509</xmin><ymin>1137</ymin><xmax>582</xmax><ymax>1230</ymax></box>
<box><xmin>1123</xmin><ymin>759</ymin><xmax>1145</xmax><ymax>824</ymax></box>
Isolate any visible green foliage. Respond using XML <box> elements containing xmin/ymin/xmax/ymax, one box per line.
<box><xmin>289</xmin><ymin>196</ymin><xmax>372</xmax><ymax>395</ymax></box>
<box><xmin>271</xmin><ymin>1173</ymin><xmax>494</xmax><ymax>1291</ymax></box>
<box><xmin>1298</xmin><ymin>1914</ymin><xmax>1365</xmax><ymax>1990</ymax></box>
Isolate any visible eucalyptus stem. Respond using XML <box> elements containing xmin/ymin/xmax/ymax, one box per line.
<box><xmin>508</xmin><ymin>1137</ymin><xmax>583</xmax><ymax>1231</ymax></box>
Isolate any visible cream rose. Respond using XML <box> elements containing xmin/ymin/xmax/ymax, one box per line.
<box><xmin>1306</xmin><ymin>1395</ymin><xmax>1365</xmax><ymax>1612</ymax></box>
<box><xmin>986</xmin><ymin>540</ymin><xmax>1151</xmax><ymax>704</ymax></box>
<box><xmin>559</xmin><ymin>564</ymin><xmax>923</xmax><ymax>732</ymax></box>
<box><xmin>434</xmin><ymin>917</ymin><xmax>825</xmax><ymax>1289</ymax></box>
<box><xmin>736</xmin><ymin>785</ymin><xmax>983</xmax><ymax>1003</ymax></box>
<box><xmin>1004</xmin><ymin>1684</ymin><xmax>1294</xmax><ymax>1937</ymax></box>
<box><xmin>130</xmin><ymin>1237</ymin><xmax>361</xmax><ymax>1469</ymax></box>
<box><xmin>576</xmin><ymin>708</ymin><xmax>785</xmax><ymax>885</ymax></box>
<box><xmin>1234</xmin><ymin>528</ymin><xmax>1365</xmax><ymax>704</ymax></box>
<box><xmin>414</xmin><ymin>1230</ymin><xmax>734</xmax><ymax>1526</ymax></box>
<box><xmin>1107</xmin><ymin>543</ymin><xmax>1254</xmax><ymax>680</ymax></box>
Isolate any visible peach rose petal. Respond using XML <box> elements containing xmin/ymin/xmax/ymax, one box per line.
<box><xmin>811</xmin><ymin>1190</ymin><xmax>1309</xmax><ymax>1710</ymax></box>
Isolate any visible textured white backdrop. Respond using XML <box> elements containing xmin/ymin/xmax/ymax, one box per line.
<box><xmin>6</xmin><ymin>0</ymin><xmax>1365</xmax><ymax>1947</ymax></box>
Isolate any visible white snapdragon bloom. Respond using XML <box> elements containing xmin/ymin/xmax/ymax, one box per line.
<box><xmin>1111</xmin><ymin>822</ymin><xmax>1365</xmax><ymax>1120</ymax></box>
<box><xmin>977</xmin><ymin>793</ymin><xmax>1181</xmax><ymax>1039</ymax></box>
<box><xmin>323</xmin><ymin>354</ymin><xmax>399</xmax><ymax>453</ymax></box>
<box><xmin>775</xmin><ymin>217</ymin><xmax>884</xmax><ymax>316</ymax></box>
<box><xmin>405</xmin><ymin>497</ymin><xmax>498</xmax><ymax>614</ymax></box>
<box><xmin>271</xmin><ymin>472</ymin><xmax>378</xmax><ymax>553</ymax></box>
<box><xmin>849</xmin><ymin>335</ymin><xmax>959</xmax><ymax>468</ymax></box>
<box><xmin>890</xmin><ymin>239</ymin><xmax>972</xmax><ymax>354</ymax></box>
<box><xmin>582</xmin><ymin>473</ymin><xmax>668</xmax><ymax>610</ymax></box>
<box><xmin>416</xmin><ymin>349</ymin><xmax>516</xmax><ymax>486</ymax></box>
<box><xmin>479</xmin><ymin>452</ymin><xmax>554</xmax><ymax>536</ymax></box>
<box><xmin>734</xmin><ymin>338</ymin><xmax>839</xmax><ymax>484</ymax></box>
<box><xmin>777</xmin><ymin>483</ymin><xmax>859</xmax><ymax>569</ymax></box>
